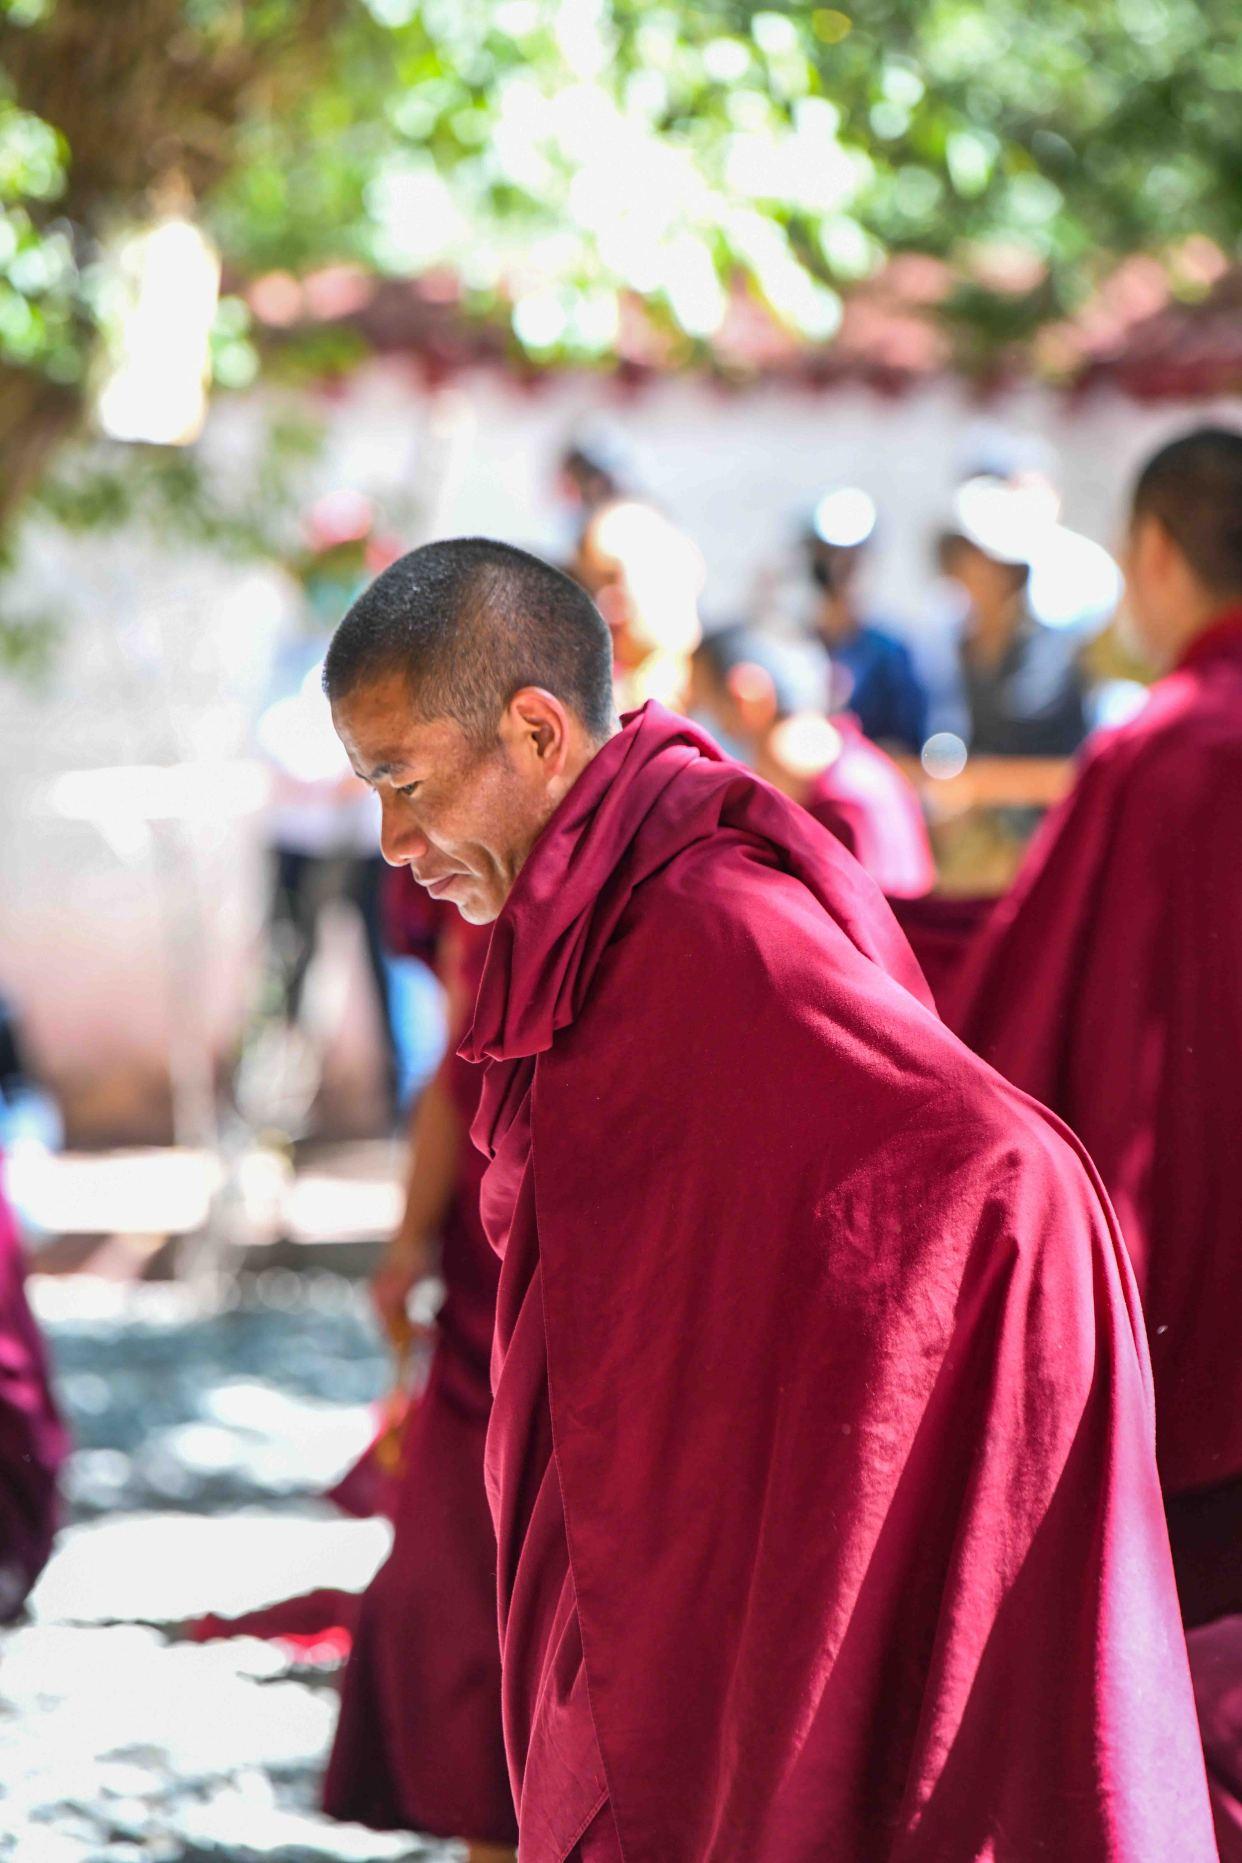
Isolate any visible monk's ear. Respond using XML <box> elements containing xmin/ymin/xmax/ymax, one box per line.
<box><xmin>504</xmin><ymin>687</ymin><xmax>572</xmax><ymax>774</ymax></box>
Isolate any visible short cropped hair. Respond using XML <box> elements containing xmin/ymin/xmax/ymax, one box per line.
<box><xmin>1132</xmin><ymin>427</ymin><xmax>1242</xmax><ymax>596</ymax></box>
<box><xmin>323</xmin><ymin>537</ymin><xmax>617</xmax><ymax>745</ymax></box>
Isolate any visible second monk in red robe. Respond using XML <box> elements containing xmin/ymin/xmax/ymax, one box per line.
<box><xmin>941</xmin><ymin>428</ymin><xmax>1242</xmax><ymax>1625</ymax></box>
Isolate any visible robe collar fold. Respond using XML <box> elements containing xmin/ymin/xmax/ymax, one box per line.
<box><xmin>1176</xmin><ymin>605</ymin><xmax>1242</xmax><ymax>675</ymax></box>
<box><xmin>462</xmin><ymin>700</ymin><xmax>931</xmax><ymax>1067</ymax></box>
<box><xmin>461</xmin><ymin>704</ymin><xmax>721</xmax><ymax>1065</ymax></box>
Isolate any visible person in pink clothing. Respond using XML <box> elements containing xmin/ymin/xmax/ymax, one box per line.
<box><xmin>692</xmin><ymin>623</ymin><xmax>934</xmax><ymax>897</ymax></box>
<box><xmin>0</xmin><ymin>1159</ymin><xmax>67</xmax><ymax>1620</ymax></box>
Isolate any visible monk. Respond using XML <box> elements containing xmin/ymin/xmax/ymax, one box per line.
<box><xmin>691</xmin><ymin>623</ymin><xmax>934</xmax><ymax>897</ymax></box>
<box><xmin>942</xmin><ymin>428</ymin><xmax>1242</xmax><ymax>1609</ymax></box>
<box><xmin>325</xmin><ymin>536</ymin><xmax>1213</xmax><ymax>1861</ymax></box>
<box><xmin>324</xmin><ymin>891</ymin><xmax>516</xmax><ymax>1854</ymax></box>
<box><xmin>0</xmin><ymin>1161</ymin><xmax>67</xmax><ymax>1620</ymax></box>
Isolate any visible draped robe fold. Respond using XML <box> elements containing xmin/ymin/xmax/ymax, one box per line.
<box><xmin>462</xmin><ymin>701</ymin><xmax>1212</xmax><ymax>1862</ymax></box>
<box><xmin>0</xmin><ymin>1166</ymin><xmax>67</xmax><ymax>1620</ymax></box>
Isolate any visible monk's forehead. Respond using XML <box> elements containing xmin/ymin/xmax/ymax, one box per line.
<box><xmin>333</xmin><ymin>678</ymin><xmax>466</xmax><ymax>766</ymax></box>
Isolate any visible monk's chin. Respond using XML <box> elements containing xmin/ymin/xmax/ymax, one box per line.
<box><xmin>455</xmin><ymin>890</ymin><xmax>500</xmax><ymax>926</ymax></box>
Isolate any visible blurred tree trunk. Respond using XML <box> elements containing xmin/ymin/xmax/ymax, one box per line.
<box><xmin>0</xmin><ymin>370</ymin><xmax>79</xmax><ymax>537</ymax></box>
<box><xmin>0</xmin><ymin>0</ymin><xmax>343</xmax><ymax>535</ymax></box>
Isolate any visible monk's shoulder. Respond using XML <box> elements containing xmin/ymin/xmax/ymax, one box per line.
<box><xmin>572</xmin><ymin>832</ymin><xmax>899</xmax><ymax>1073</ymax></box>
<box><xmin>620</xmin><ymin>831</ymin><xmax>849</xmax><ymax>979</ymax></box>
<box><xmin>1044</xmin><ymin>688</ymin><xmax>1242</xmax><ymax>874</ymax></box>
<box><xmin>1090</xmin><ymin>672</ymin><xmax>1242</xmax><ymax>794</ymax></box>
<box><xmin>883</xmin><ymin>1064</ymin><xmax>1112</xmax><ymax>1263</ymax></box>
<box><xmin>579</xmin><ymin>829</ymin><xmax>1111</xmax><ymax>1238</ymax></box>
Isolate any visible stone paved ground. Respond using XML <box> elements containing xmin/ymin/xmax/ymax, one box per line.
<box><xmin>0</xmin><ymin>1274</ymin><xmax>461</xmax><ymax>1863</ymax></box>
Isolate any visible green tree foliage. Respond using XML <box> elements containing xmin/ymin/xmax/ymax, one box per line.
<box><xmin>0</xmin><ymin>0</ymin><xmax>343</xmax><ymax>533</ymax></box>
<box><xmin>213</xmin><ymin>0</ymin><xmax>1242</xmax><ymax>360</ymax></box>
<box><xmin>0</xmin><ymin>0</ymin><xmax>1238</xmax><ymax>526</ymax></box>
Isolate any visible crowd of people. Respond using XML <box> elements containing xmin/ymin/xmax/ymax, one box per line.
<box><xmin>246</xmin><ymin>424</ymin><xmax>1128</xmax><ymax>1139</ymax></box>
<box><xmin>1</xmin><ymin>419</ymin><xmax>1240</xmax><ymax>1861</ymax></box>
<box><xmin>561</xmin><ymin>425</ymin><xmax>1123</xmax><ymax>766</ymax></box>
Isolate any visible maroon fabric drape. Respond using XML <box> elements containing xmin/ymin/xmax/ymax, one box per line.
<box><xmin>1187</xmin><ymin>1616</ymin><xmax>1242</xmax><ymax>1861</ymax></box>
<box><xmin>0</xmin><ymin>1164</ymin><xmax>67</xmax><ymax>1620</ymax></box>
<box><xmin>887</xmin><ymin>893</ymin><xmax>998</xmax><ymax>1006</ymax></box>
<box><xmin>462</xmin><ymin>702</ymin><xmax>1212</xmax><ymax>1861</ymax></box>
<box><xmin>943</xmin><ymin>611</ymin><xmax>1242</xmax><ymax>1508</ymax></box>
<box><xmin>324</xmin><ymin>910</ymin><xmax>515</xmax><ymax>1845</ymax></box>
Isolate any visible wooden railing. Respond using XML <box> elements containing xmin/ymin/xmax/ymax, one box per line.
<box><xmin>895</xmin><ymin>756</ymin><xmax>1074</xmax><ymax>815</ymax></box>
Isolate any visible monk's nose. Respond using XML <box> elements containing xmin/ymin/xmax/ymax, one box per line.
<box><xmin>379</xmin><ymin>801</ymin><xmax>429</xmax><ymax>869</ymax></box>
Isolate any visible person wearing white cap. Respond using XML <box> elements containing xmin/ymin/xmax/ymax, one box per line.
<box><xmin>939</xmin><ymin>475</ymin><xmax>1115</xmax><ymax>758</ymax></box>
<box><xmin>804</xmin><ymin>488</ymin><xmax>928</xmax><ymax>753</ymax></box>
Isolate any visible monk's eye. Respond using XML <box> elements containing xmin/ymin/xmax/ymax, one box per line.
<box><xmin>394</xmin><ymin>781</ymin><xmax>421</xmax><ymax>799</ymax></box>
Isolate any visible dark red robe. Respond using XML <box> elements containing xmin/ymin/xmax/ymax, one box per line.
<box><xmin>0</xmin><ymin>1164</ymin><xmax>67</xmax><ymax>1620</ymax></box>
<box><xmin>1187</xmin><ymin>1615</ymin><xmax>1242</xmax><ymax>1861</ymax></box>
<box><xmin>463</xmin><ymin>701</ymin><xmax>1212</xmax><ymax>1861</ymax></box>
<box><xmin>887</xmin><ymin>892</ymin><xmax>997</xmax><ymax>1005</ymax></box>
<box><xmin>943</xmin><ymin>611</ymin><xmax>1242</xmax><ymax>1521</ymax></box>
<box><xmin>803</xmin><ymin>713</ymin><xmax>934</xmax><ymax>899</ymax></box>
<box><xmin>324</xmin><ymin>910</ymin><xmax>516</xmax><ymax>1846</ymax></box>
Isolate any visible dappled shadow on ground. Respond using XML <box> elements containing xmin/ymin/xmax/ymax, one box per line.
<box><xmin>0</xmin><ymin>1277</ymin><xmax>460</xmax><ymax>1862</ymax></box>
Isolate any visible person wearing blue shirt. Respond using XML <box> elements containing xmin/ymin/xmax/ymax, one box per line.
<box><xmin>804</xmin><ymin>488</ymin><xmax>928</xmax><ymax>753</ymax></box>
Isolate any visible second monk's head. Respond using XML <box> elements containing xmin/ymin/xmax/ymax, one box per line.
<box><xmin>1126</xmin><ymin>426</ymin><xmax>1242</xmax><ymax>667</ymax></box>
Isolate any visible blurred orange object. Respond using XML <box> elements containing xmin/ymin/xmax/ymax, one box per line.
<box><xmin>329</xmin><ymin>1332</ymin><xmax>431</xmax><ymax>1516</ymax></box>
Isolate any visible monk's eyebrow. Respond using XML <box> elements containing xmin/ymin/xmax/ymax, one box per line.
<box><xmin>354</xmin><ymin>760</ymin><xmax>405</xmax><ymax>784</ymax></box>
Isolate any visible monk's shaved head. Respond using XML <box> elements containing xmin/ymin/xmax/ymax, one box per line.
<box><xmin>1132</xmin><ymin>427</ymin><xmax>1242</xmax><ymax>598</ymax></box>
<box><xmin>326</xmin><ymin>538</ymin><xmax>619</xmax><ymax>922</ymax></box>
<box><xmin>323</xmin><ymin>536</ymin><xmax>617</xmax><ymax>745</ymax></box>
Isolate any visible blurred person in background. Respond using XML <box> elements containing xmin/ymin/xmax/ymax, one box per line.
<box><xmin>556</xmin><ymin>425</ymin><xmax>634</xmax><ymax>573</ymax></box>
<box><xmin>942</xmin><ymin>426</ymin><xmax>1242</xmax><ymax>1558</ymax></box>
<box><xmin>802</xmin><ymin>487</ymin><xmax>928</xmax><ymax>753</ymax></box>
<box><xmin>935</xmin><ymin>471</ymin><xmax>1118</xmax><ymax>759</ymax></box>
<box><xmin>956</xmin><ymin>427</ymin><xmax>1124</xmax><ymax>640</ymax></box>
<box><xmin>0</xmin><ymin>994</ymin><xmax>61</xmax><ymax>1159</ymax></box>
<box><xmin>0</xmin><ymin>993</ymin><xmax>62</xmax><ymax>1237</ymax></box>
<box><xmin>324</xmin><ymin>536</ymin><xmax>1213</xmax><ymax>1863</ymax></box>
<box><xmin>255</xmin><ymin>491</ymin><xmax>407</xmax><ymax>1124</ymax></box>
<box><xmin>0</xmin><ymin>1158</ymin><xmax>68</xmax><ymax>1621</ymax></box>
<box><xmin>325</xmin><ymin>878</ymin><xmax>514</xmax><ymax>1858</ymax></box>
<box><xmin>572</xmin><ymin>498</ymin><xmax>704</xmax><ymax>710</ymax></box>
<box><xmin>690</xmin><ymin>624</ymin><xmax>933</xmax><ymax>897</ymax></box>
<box><xmin>936</xmin><ymin>425</ymin><xmax>1242</xmax><ymax>1851</ymax></box>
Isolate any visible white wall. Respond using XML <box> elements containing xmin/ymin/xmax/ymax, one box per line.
<box><xmin>2</xmin><ymin>365</ymin><xmax>1238</xmax><ymax>1133</ymax></box>
<box><xmin>300</xmin><ymin>362</ymin><xmax>1242</xmax><ymax>627</ymax></box>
